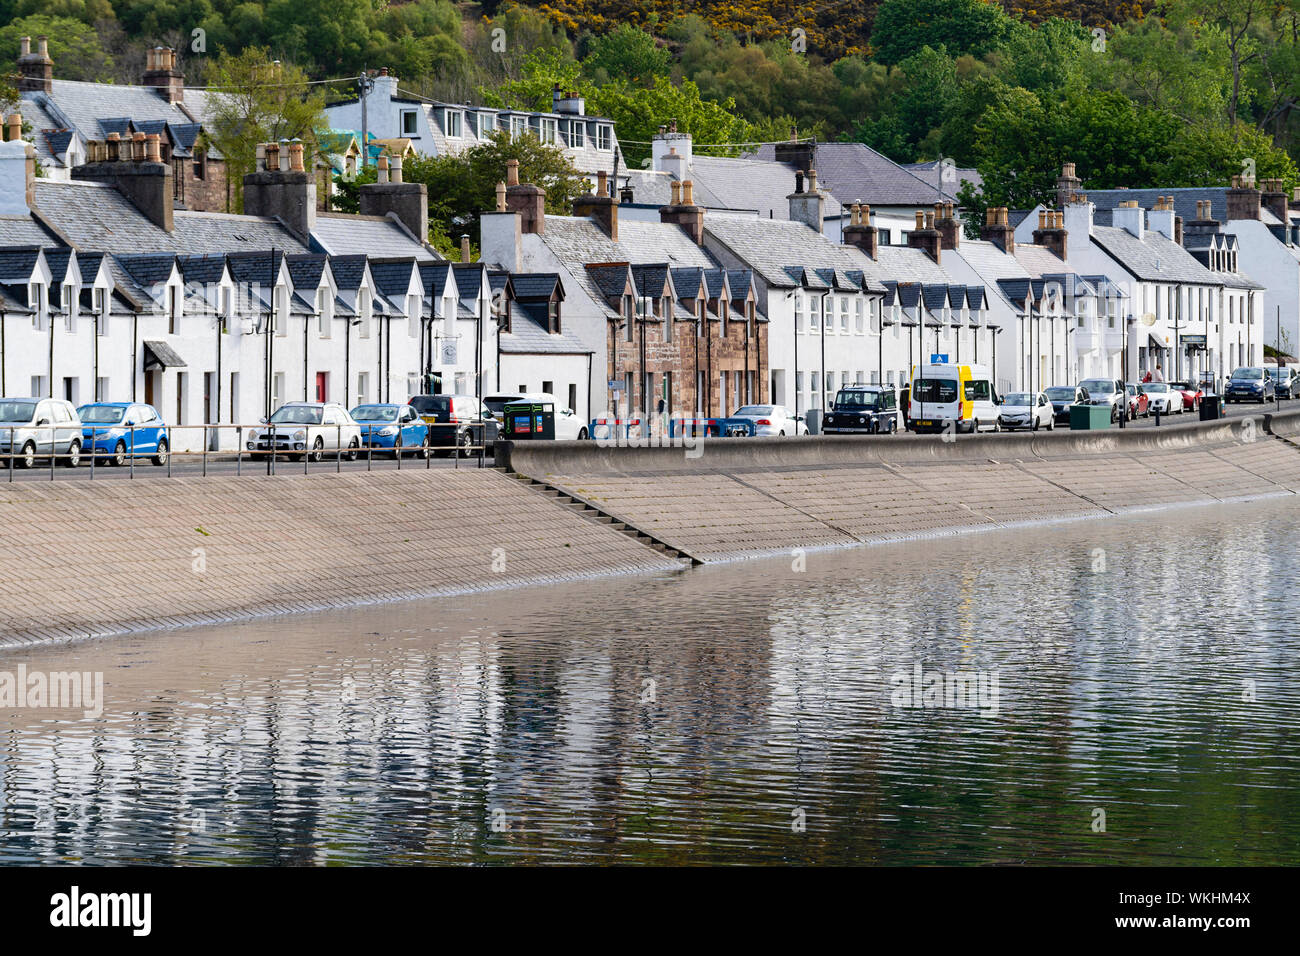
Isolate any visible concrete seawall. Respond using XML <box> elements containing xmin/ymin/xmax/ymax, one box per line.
<box><xmin>4</xmin><ymin>412</ymin><xmax>1299</xmax><ymax>646</ymax></box>
<box><xmin>499</xmin><ymin>411</ymin><xmax>1300</xmax><ymax>562</ymax></box>
<box><xmin>0</xmin><ymin>469</ymin><xmax>683</xmax><ymax>647</ymax></box>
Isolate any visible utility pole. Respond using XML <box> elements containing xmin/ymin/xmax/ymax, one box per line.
<box><xmin>359</xmin><ymin>72</ymin><xmax>374</xmax><ymax>169</ymax></box>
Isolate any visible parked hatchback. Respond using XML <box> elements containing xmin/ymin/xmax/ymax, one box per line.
<box><xmin>1044</xmin><ymin>386</ymin><xmax>1087</xmax><ymax>424</ymax></box>
<box><xmin>1079</xmin><ymin>377</ymin><xmax>1126</xmax><ymax>422</ymax></box>
<box><xmin>1267</xmin><ymin>366</ymin><xmax>1297</xmax><ymax>399</ymax></box>
<box><xmin>77</xmin><ymin>402</ymin><xmax>170</xmax><ymax>466</ymax></box>
<box><xmin>349</xmin><ymin>403</ymin><xmax>429</xmax><ymax>458</ymax></box>
<box><xmin>0</xmin><ymin>397</ymin><xmax>83</xmax><ymax>468</ymax></box>
<box><xmin>247</xmin><ymin>402</ymin><xmax>362</xmax><ymax>461</ymax></box>
<box><xmin>409</xmin><ymin>394</ymin><xmax>500</xmax><ymax>456</ymax></box>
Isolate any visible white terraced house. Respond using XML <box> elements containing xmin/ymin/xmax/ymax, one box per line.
<box><xmin>325</xmin><ymin>72</ymin><xmax>623</xmax><ymax>177</ymax></box>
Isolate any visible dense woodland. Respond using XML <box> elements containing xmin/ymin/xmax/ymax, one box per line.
<box><xmin>4</xmin><ymin>0</ymin><xmax>1300</xmax><ymax>228</ymax></box>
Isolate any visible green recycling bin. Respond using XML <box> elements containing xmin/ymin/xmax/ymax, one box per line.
<box><xmin>503</xmin><ymin>400</ymin><xmax>556</xmax><ymax>440</ymax></box>
<box><xmin>1069</xmin><ymin>403</ymin><xmax>1112</xmax><ymax>430</ymax></box>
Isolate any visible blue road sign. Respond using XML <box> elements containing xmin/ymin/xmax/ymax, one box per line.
<box><xmin>930</xmin><ymin>353</ymin><xmax>949</xmax><ymax>364</ymax></box>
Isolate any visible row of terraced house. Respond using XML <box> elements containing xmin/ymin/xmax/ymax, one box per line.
<box><xmin>1</xmin><ymin>40</ymin><xmax>1297</xmax><ymax>443</ymax></box>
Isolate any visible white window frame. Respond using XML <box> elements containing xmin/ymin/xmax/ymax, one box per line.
<box><xmin>401</xmin><ymin>109</ymin><xmax>419</xmax><ymax>137</ymax></box>
<box><xmin>444</xmin><ymin>110</ymin><xmax>463</xmax><ymax>138</ymax></box>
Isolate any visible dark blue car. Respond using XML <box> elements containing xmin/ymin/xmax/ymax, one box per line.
<box><xmin>1225</xmin><ymin>367</ymin><xmax>1274</xmax><ymax>403</ymax></box>
<box><xmin>349</xmin><ymin>403</ymin><xmax>430</xmax><ymax>458</ymax></box>
<box><xmin>76</xmin><ymin>402</ymin><xmax>170</xmax><ymax>466</ymax></box>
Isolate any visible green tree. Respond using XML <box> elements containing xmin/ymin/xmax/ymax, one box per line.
<box><xmin>871</xmin><ymin>0</ymin><xmax>1015</xmax><ymax>66</ymax></box>
<box><xmin>0</xmin><ymin>16</ymin><xmax>114</xmax><ymax>82</ymax></box>
<box><xmin>203</xmin><ymin>47</ymin><xmax>327</xmax><ymax>211</ymax></box>
<box><xmin>582</xmin><ymin>24</ymin><xmax>670</xmax><ymax>86</ymax></box>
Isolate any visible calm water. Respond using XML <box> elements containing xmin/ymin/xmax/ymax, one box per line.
<box><xmin>2</xmin><ymin>499</ymin><xmax>1298</xmax><ymax>865</ymax></box>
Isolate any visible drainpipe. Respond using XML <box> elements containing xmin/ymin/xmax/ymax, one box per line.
<box><xmin>132</xmin><ymin>313</ymin><xmax>139</xmax><ymax>401</ymax></box>
<box><xmin>303</xmin><ymin>307</ymin><xmax>309</xmax><ymax>401</ymax></box>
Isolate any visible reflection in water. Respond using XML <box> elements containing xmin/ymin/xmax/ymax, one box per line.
<box><xmin>1</xmin><ymin>498</ymin><xmax>1298</xmax><ymax>865</ymax></box>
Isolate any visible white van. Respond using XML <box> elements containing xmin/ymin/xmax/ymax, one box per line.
<box><xmin>908</xmin><ymin>363</ymin><xmax>1000</xmax><ymax>433</ymax></box>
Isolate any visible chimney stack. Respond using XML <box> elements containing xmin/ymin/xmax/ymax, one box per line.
<box><xmin>461</xmin><ymin>235</ymin><xmax>471</xmax><ymax>263</ymax></box>
<box><xmin>788</xmin><ymin>168</ymin><xmax>824</xmax><ymax>233</ymax></box>
<box><xmin>73</xmin><ymin>133</ymin><xmax>174</xmax><ymax>230</ymax></box>
<box><xmin>1113</xmin><ymin>199</ymin><xmax>1145</xmax><ymax>239</ymax></box>
<box><xmin>16</xmin><ymin>35</ymin><xmax>53</xmax><ymax>93</ymax></box>
<box><xmin>1032</xmin><ymin>208</ymin><xmax>1067</xmax><ymax>260</ymax></box>
<box><xmin>243</xmin><ymin>141</ymin><xmax>316</xmax><ymax>240</ymax></box>
<box><xmin>1260</xmin><ymin>178</ymin><xmax>1289</xmax><ymax>223</ymax></box>
<box><xmin>843</xmin><ymin>202</ymin><xmax>879</xmax><ymax>259</ymax></box>
<box><xmin>1056</xmin><ymin>162</ymin><xmax>1082</xmax><ymax>209</ymax></box>
<box><xmin>659</xmin><ymin>176</ymin><xmax>704</xmax><ymax>244</ymax></box>
<box><xmin>503</xmin><ymin>159</ymin><xmax>546</xmax><ymax>235</ymax></box>
<box><xmin>143</xmin><ymin>46</ymin><xmax>184</xmax><ymax>104</ymax></box>
<box><xmin>0</xmin><ymin>116</ymin><xmax>37</xmax><ymax>215</ymax></box>
<box><xmin>936</xmin><ymin>199</ymin><xmax>961</xmax><ymax>250</ymax></box>
<box><xmin>907</xmin><ymin>208</ymin><xmax>942</xmax><ymax>263</ymax></box>
<box><xmin>1226</xmin><ymin>175</ymin><xmax>1262</xmax><ymax>221</ymax></box>
<box><xmin>979</xmin><ymin>206</ymin><xmax>1015</xmax><ymax>254</ymax></box>
<box><xmin>360</xmin><ymin>151</ymin><xmax>428</xmax><ymax>243</ymax></box>
<box><xmin>572</xmin><ymin>169</ymin><xmax>620</xmax><ymax>241</ymax></box>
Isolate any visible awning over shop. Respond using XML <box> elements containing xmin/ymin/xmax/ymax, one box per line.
<box><xmin>143</xmin><ymin>340</ymin><xmax>186</xmax><ymax>370</ymax></box>
<box><xmin>1147</xmin><ymin>330</ymin><xmax>1168</xmax><ymax>349</ymax></box>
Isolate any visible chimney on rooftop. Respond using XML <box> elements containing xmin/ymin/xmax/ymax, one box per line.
<box><xmin>1032</xmin><ymin>209</ymin><xmax>1067</xmax><ymax>261</ymax></box>
<box><xmin>1226</xmin><ymin>175</ymin><xmax>1261</xmax><ymax>221</ymax></box>
<box><xmin>843</xmin><ymin>202</ymin><xmax>879</xmax><ymax>259</ymax></box>
<box><xmin>242</xmin><ymin>140</ymin><xmax>316</xmax><ymax>240</ymax></box>
<box><xmin>774</xmin><ymin>139</ymin><xmax>814</xmax><ymax>176</ymax></box>
<box><xmin>361</xmin><ymin>149</ymin><xmax>428</xmax><ymax>243</ymax></box>
<box><xmin>0</xmin><ymin>112</ymin><xmax>37</xmax><ymax>215</ymax></box>
<box><xmin>1056</xmin><ymin>162</ymin><xmax>1082</xmax><ymax>210</ymax></box>
<box><xmin>980</xmin><ymin>206</ymin><xmax>1015</xmax><ymax>254</ymax></box>
<box><xmin>503</xmin><ymin>158</ymin><xmax>545</xmax><ymax>234</ymax></box>
<box><xmin>907</xmin><ymin>208</ymin><xmax>942</xmax><ymax>264</ymax></box>
<box><xmin>659</xmin><ymin>176</ymin><xmax>704</xmax><ymax>244</ymax></box>
<box><xmin>1113</xmin><ymin>199</ymin><xmax>1145</xmax><ymax>239</ymax></box>
<box><xmin>143</xmin><ymin>47</ymin><xmax>184</xmax><ymax>104</ymax></box>
<box><xmin>73</xmin><ymin>132</ymin><xmax>173</xmax><ymax>230</ymax></box>
<box><xmin>16</xmin><ymin>36</ymin><xmax>53</xmax><ymax>94</ymax></box>
<box><xmin>936</xmin><ymin>200</ymin><xmax>961</xmax><ymax>250</ymax></box>
<box><xmin>1260</xmin><ymin>178</ymin><xmax>1289</xmax><ymax>223</ymax></box>
<box><xmin>788</xmin><ymin>168</ymin><xmax>824</xmax><ymax>233</ymax></box>
<box><xmin>572</xmin><ymin>169</ymin><xmax>619</xmax><ymax>241</ymax></box>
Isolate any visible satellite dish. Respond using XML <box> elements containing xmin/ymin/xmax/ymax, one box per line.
<box><xmin>1141</xmin><ymin>313</ymin><xmax>1157</xmax><ymax>326</ymax></box>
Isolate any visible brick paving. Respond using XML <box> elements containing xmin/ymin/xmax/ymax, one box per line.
<box><xmin>0</xmin><ymin>470</ymin><xmax>681</xmax><ymax>646</ymax></box>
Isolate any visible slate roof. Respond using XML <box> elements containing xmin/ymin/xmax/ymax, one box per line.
<box><xmin>668</xmin><ymin>154</ymin><xmax>844</xmax><ymax>222</ymax></box>
<box><xmin>510</xmin><ymin>273</ymin><xmax>560</xmax><ymax>300</ymax></box>
<box><xmin>310</xmin><ymin>213</ymin><xmax>436</xmax><ymax>260</ymax></box>
<box><xmin>1091</xmin><ymin>225</ymin><xmax>1223</xmax><ymax>285</ymax></box>
<box><xmin>418</xmin><ymin>261</ymin><xmax>452</xmax><ymax>300</ymax></box>
<box><xmin>751</xmin><ymin>142</ymin><xmax>959</xmax><ymax>206</ymax></box>
<box><xmin>703</xmin><ymin>212</ymin><xmax>889</xmax><ymax>291</ymax></box>
<box><xmin>284</xmin><ymin>254</ymin><xmax>327</xmax><ymax>291</ymax></box>
<box><xmin>31</xmin><ymin>180</ymin><xmax>311</xmax><ymax>254</ymax></box>
<box><xmin>630</xmin><ymin>263</ymin><xmax>671</xmax><ymax>297</ymax></box>
<box><xmin>903</xmin><ymin>160</ymin><xmax>983</xmax><ymax>196</ymax></box>
<box><xmin>0</xmin><ymin>215</ymin><xmax>58</xmax><ymax>247</ymax></box>
<box><xmin>499</xmin><ymin>300</ymin><xmax>592</xmax><ymax>355</ymax></box>
<box><xmin>0</xmin><ymin>247</ymin><xmax>42</xmax><ymax>283</ymax></box>
<box><xmin>368</xmin><ymin>259</ymin><xmax>420</xmax><ymax>298</ymax></box>
<box><xmin>328</xmin><ymin>254</ymin><xmax>367</xmax><ymax>292</ymax></box>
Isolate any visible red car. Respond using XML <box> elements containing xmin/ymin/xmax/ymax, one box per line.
<box><xmin>1167</xmin><ymin>381</ymin><xmax>1203</xmax><ymax>411</ymax></box>
<box><xmin>1124</xmin><ymin>383</ymin><xmax>1149</xmax><ymax>418</ymax></box>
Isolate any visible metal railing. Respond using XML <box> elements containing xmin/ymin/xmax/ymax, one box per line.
<box><xmin>2</xmin><ymin>420</ymin><xmax>492</xmax><ymax>481</ymax></box>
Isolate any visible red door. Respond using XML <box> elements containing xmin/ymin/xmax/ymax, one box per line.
<box><xmin>315</xmin><ymin>372</ymin><xmax>328</xmax><ymax>403</ymax></box>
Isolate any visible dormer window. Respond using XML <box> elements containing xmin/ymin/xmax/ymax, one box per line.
<box><xmin>95</xmin><ymin>287</ymin><xmax>107</xmax><ymax>336</ymax></box>
<box><xmin>595</xmin><ymin>125</ymin><xmax>612</xmax><ymax>150</ymax></box>
<box><xmin>443</xmin><ymin>110</ymin><xmax>463</xmax><ymax>138</ymax></box>
<box><xmin>539</xmin><ymin>118</ymin><xmax>558</xmax><ymax>145</ymax></box>
<box><xmin>318</xmin><ymin>288</ymin><xmax>332</xmax><ymax>338</ymax></box>
<box><xmin>477</xmin><ymin>113</ymin><xmax>496</xmax><ymax>136</ymax></box>
<box><xmin>623</xmin><ymin>294</ymin><xmax>634</xmax><ymax>341</ymax></box>
<box><xmin>548</xmin><ymin>297</ymin><xmax>561</xmax><ymax>334</ymax></box>
<box><xmin>64</xmin><ymin>284</ymin><xmax>76</xmax><ymax>332</ymax></box>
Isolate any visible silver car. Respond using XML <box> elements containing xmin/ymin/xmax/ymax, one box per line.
<box><xmin>246</xmin><ymin>402</ymin><xmax>362</xmax><ymax>461</ymax></box>
<box><xmin>0</xmin><ymin>397</ymin><xmax>83</xmax><ymax>468</ymax></box>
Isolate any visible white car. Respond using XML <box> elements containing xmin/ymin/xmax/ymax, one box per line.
<box><xmin>485</xmin><ymin>392</ymin><xmax>588</xmax><ymax>440</ymax></box>
<box><xmin>247</xmin><ymin>402</ymin><xmax>362</xmax><ymax>460</ymax></box>
<box><xmin>1141</xmin><ymin>382</ymin><xmax>1182</xmax><ymax>415</ymax></box>
<box><xmin>997</xmin><ymin>391</ymin><xmax>1055</xmax><ymax>431</ymax></box>
<box><xmin>729</xmin><ymin>404</ymin><xmax>808</xmax><ymax>437</ymax></box>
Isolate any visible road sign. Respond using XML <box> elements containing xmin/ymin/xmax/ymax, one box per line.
<box><xmin>930</xmin><ymin>353</ymin><xmax>949</xmax><ymax>364</ymax></box>
<box><xmin>608</xmin><ymin>380</ymin><xmax>622</xmax><ymax>391</ymax></box>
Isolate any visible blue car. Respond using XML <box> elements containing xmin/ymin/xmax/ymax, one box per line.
<box><xmin>76</xmin><ymin>402</ymin><xmax>170</xmax><ymax>466</ymax></box>
<box><xmin>349</xmin><ymin>403</ymin><xmax>429</xmax><ymax>458</ymax></box>
<box><xmin>1224</xmin><ymin>367</ymin><xmax>1275</xmax><ymax>403</ymax></box>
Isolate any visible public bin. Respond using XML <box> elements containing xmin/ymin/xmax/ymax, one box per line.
<box><xmin>1199</xmin><ymin>395</ymin><xmax>1224</xmax><ymax>421</ymax></box>
<box><xmin>1070</xmin><ymin>403</ymin><xmax>1112</xmax><ymax>430</ymax></box>
<box><xmin>503</xmin><ymin>401</ymin><xmax>555</xmax><ymax>440</ymax></box>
